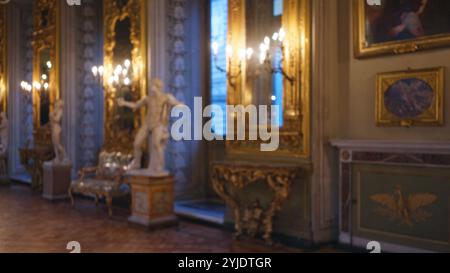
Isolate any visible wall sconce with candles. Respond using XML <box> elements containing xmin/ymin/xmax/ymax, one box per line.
<box><xmin>91</xmin><ymin>59</ymin><xmax>132</xmax><ymax>89</ymax></box>
<box><xmin>20</xmin><ymin>60</ymin><xmax>52</xmax><ymax>93</ymax></box>
<box><xmin>211</xmin><ymin>42</ymin><xmax>253</xmax><ymax>90</ymax></box>
<box><xmin>211</xmin><ymin>27</ymin><xmax>295</xmax><ymax>90</ymax></box>
<box><xmin>259</xmin><ymin>28</ymin><xmax>295</xmax><ymax>86</ymax></box>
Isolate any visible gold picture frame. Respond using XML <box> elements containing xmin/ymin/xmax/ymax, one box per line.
<box><xmin>354</xmin><ymin>0</ymin><xmax>450</xmax><ymax>58</ymax></box>
<box><xmin>226</xmin><ymin>0</ymin><xmax>311</xmax><ymax>157</ymax></box>
<box><xmin>103</xmin><ymin>0</ymin><xmax>147</xmax><ymax>153</ymax></box>
<box><xmin>32</xmin><ymin>0</ymin><xmax>60</xmax><ymax>131</ymax></box>
<box><xmin>0</xmin><ymin>4</ymin><xmax>7</xmax><ymax>113</ymax></box>
<box><xmin>376</xmin><ymin>67</ymin><xmax>444</xmax><ymax>127</ymax></box>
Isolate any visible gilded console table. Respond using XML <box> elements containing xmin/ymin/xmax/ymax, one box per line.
<box><xmin>211</xmin><ymin>162</ymin><xmax>303</xmax><ymax>244</ymax></box>
<box><xmin>20</xmin><ymin>146</ymin><xmax>54</xmax><ymax>192</ymax></box>
<box><xmin>19</xmin><ymin>126</ymin><xmax>55</xmax><ymax>192</ymax></box>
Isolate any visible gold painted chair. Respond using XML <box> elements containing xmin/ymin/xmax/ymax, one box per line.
<box><xmin>69</xmin><ymin>151</ymin><xmax>133</xmax><ymax>216</ymax></box>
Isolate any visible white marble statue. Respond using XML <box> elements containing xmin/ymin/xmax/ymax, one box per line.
<box><xmin>0</xmin><ymin>112</ymin><xmax>8</xmax><ymax>156</ymax></box>
<box><xmin>117</xmin><ymin>78</ymin><xmax>183</xmax><ymax>177</ymax></box>
<box><xmin>50</xmin><ymin>100</ymin><xmax>68</xmax><ymax>165</ymax></box>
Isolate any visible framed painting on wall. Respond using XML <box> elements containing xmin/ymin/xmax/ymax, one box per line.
<box><xmin>354</xmin><ymin>0</ymin><xmax>450</xmax><ymax>58</ymax></box>
<box><xmin>376</xmin><ymin>67</ymin><xmax>444</xmax><ymax>127</ymax></box>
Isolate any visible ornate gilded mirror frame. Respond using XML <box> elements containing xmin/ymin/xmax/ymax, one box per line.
<box><xmin>226</xmin><ymin>0</ymin><xmax>311</xmax><ymax>157</ymax></box>
<box><xmin>0</xmin><ymin>5</ymin><xmax>7</xmax><ymax>113</ymax></box>
<box><xmin>103</xmin><ymin>0</ymin><xmax>147</xmax><ymax>152</ymax></box>
<box><xmin>19</xmin><ymin>0</ymin><xmax>60</xmax><ymax>192</ymax></box>
<box><xmin>32</xmin><ymin>0</ymin><xmax>60</xmax><ymax>142</ymax></box>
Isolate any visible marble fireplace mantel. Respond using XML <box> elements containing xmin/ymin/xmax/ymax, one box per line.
<box><xmin>330</xmin><ymin>139</ymin><xmax>450</xmax><ymax>155</ymax></box>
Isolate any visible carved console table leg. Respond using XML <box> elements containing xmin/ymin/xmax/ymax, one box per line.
<box><xmin>262</xmin><ymin>176</ymin><xmax>292</xmax><ymax>244</ymax></box>
<box><xmin>212</xmin><ymin>172</ymin><xmax>243</xmax><ymax>238</ymax></box>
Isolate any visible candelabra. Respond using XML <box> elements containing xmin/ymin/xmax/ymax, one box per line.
<box><xmin>20</xmin><ymin>61</ymin><xmax>52</xmax><ymax>94</ymax></box>
<box><xmin>91</xmin><ymin>59</ymin><xmax>132</xmax><ymax>89</ymax></box>
<box><xmin>211</xmin><ymin>28</ymin><xmax>296</xmax><ymax>91</ymax></box>
<box><xmin>211</xmin><ymin>43</ymin><xmax>252</xmax><ymax>90</ymax></box>
<box><xmin>258</xmin><ymin>28</ymin><xmax>295</xmax><ymax>86</ymax></box>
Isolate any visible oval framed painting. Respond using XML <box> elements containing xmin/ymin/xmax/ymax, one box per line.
<box><xmin>376</xmin><ymin>67</ymin><xmax>444</xmax><ymax>127</ymax></box>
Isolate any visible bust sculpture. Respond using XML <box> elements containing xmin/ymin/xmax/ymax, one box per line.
<box><xmin>117</xmin><ymin>78</ymin><xmax>183</xmax><ymax>177</ymax></box>
<box><xmin>50</xmin><ymin>100</ymin><xmax>68</xmax><ymax>165</ymax></box>
<box><xmin>0</xmin><ymin>112</ymin><xmax>8</xmax><ymax>157</ymax></box>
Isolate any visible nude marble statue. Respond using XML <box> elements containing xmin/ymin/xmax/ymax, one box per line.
<box><xmin>50</xmin><ymin>100</ymin><xmax>68</xmax><ymax>165</ymax></box>
<box><xmin>117</xmin><ymin>78</ymin><xmax>183</xmax><ymax>177</ymax></box>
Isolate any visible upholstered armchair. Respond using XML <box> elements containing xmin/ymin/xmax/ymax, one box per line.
<box><xmin>69</xmin><ymin>151</ymin><xmax>133</xmax><ymax>216</ymax></box>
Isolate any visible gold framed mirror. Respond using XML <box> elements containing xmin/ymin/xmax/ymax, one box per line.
<box><xmin>103</xmin><ymin>0</ymin><xmax>147</xmax><ymax>153</ymax></box>
<box><xmin>226</xmin><ymin>0</ymin><xmax>311</xmax><ymax>157</ymax></box>
<box><xmin>0</xmin><ymin>5</ymin><xmax>7</xmax><ymax>113</ymax></box>
<box><xmin>32</xmin><ymin>0</ymin><xmax>60</xmax><ymax>139</ymax></box>
<box><xmin>19</xmin><ymin>0</ymin><xmax>60</xmax><ymax>192</ymax></box>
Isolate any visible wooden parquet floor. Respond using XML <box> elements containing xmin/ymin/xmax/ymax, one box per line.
<box><xmin>0</xmin><ymin>184</ymin><xmax>304</xmax><ymax>253</ymax></box>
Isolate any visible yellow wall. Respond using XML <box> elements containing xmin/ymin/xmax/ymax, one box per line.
<box><xmin>335</xmin><ymin>0</ymin><xmax>450</xmax><ymax>141</ymax></box>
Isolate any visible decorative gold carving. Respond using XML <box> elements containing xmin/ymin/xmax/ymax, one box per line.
<box><xmin>32</xmin><ymin>0</ymin><xmax>60</xmax><ymax>128</ymax></box>
<box><xmin>353</xmin><ymin>0</ymin><xmax>450</xmax><ymax>58</ymax></box>
<box><xmin>371</xmin><ymin>185</ymin><xmax>437</xmax><ymax>227</ymax></box>
<box><xmin>376</xmin><ymin>67</ymin><xmax>444</xmax><ymax>127</ymax></box>
<box><xmin>103</xmin><ymin>0</ymin><xmax>147</xmax><ymax>153</ymax></box>
<box><xmin>211</xmin><ymin>162</ymin><xmax>303</xmax><ymax>244</ymax></box>
<box><xmin>226</xmin><ymin>0</ymin><xmax>311</xmax><ymax>157</ymax></box>
<box><xmin>0</xmin><ymin>5</ymin><xmax>7</xmax><ymax>113</ymax></box>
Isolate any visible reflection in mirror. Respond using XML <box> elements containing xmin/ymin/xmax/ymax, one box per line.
<box><xmin>116</xmin><ymin>0</ymin><xmax>130</xmax><ymax>10</ymax></box>
<box><xmin>38</xmin><ymin>48</ymin><xmax>51</xmax><ymax>126</ymax></box>
<box><xmin>245</xmin><ymin>0</ymin><xmax>283</xmax><ymax>127</ymax></box>
<box><xmin>40</xmin><ymin>8</ymin><xmax>50</xmax><ymax>29</ymax></box>
<box><xmin>112</xmin><ymin>17</ymin><xmax>134</xmax><ymax>133</ymax></box>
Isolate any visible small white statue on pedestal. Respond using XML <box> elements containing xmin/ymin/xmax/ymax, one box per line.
<box><xmin>50</xmin><ymin>100</ymin><xmax>69</xmax><ymax>165</ymax></box>
<box><xmin>117</xmin><ymin>78</ymin><xmax>183</xmax><ymax>177</ymax></box>
<box><xmin>43</xmin><ymin>100</ymin><xmax>72</xmax><ymax>200</ymax></box>
<box><xmin>0</xmin><ymin>112</ymin><xmax>8</xmax><ymax>157</ymax></box>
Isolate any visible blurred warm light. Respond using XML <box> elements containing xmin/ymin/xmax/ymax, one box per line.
<box><xmin>124</xmin><ymin>59</ymin><xmax>131</xmax><ymax>69</ymax></box>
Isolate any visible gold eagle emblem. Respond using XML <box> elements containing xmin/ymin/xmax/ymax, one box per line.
<box><xmin>370</xmin><ymin>185</ymin><xmax>437</xmax><ymax>227</ymax></box>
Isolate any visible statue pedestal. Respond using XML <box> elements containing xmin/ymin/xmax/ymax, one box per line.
<box><xmin>43</xmin><ymin>161</ymin><xmax>72</xmax><ymax>201</ymax></box>
<box><xmin>126</xmin><ymin>174</ymin><xmax>178</xmax><ymax>229</ymax></box>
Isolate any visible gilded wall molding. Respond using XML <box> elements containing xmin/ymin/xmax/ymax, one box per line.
<box><xmin>0</xmin><ymin>5</ymin><xmax>7</xmax><ymax>113</ymax></box>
